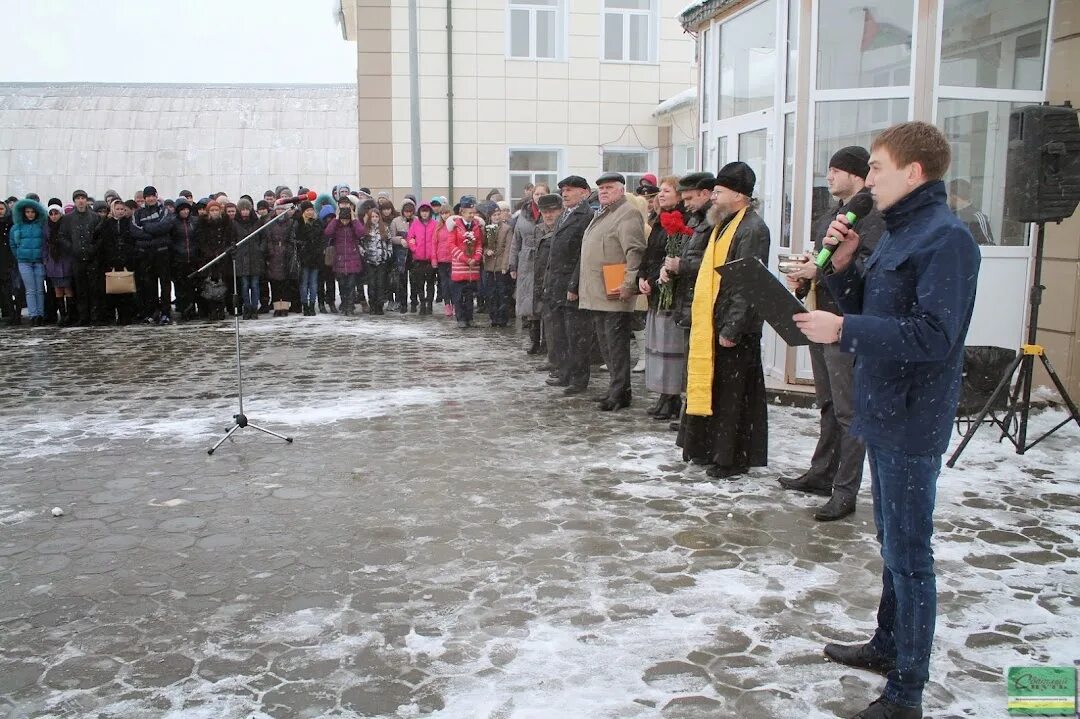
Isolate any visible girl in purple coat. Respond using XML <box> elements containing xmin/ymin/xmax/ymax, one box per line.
<box><xmin>323</xmin><ymin>202</ymin><xmax>365</xmax><ymax>315</ymax></box>
<box><xmin>44</xmin><ymin>204</ymin><xmax>75</xmax><ymax>325</ymax></box>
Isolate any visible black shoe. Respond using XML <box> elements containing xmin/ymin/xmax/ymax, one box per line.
<box><xmin>599</xmin><ymin>395</ymin><xmax>631</xmax><ymax>412</ymax></box>
<box><xmin>535</xmin><ymin>364</ymin><xmax>557</xmax><ymax>373</ymax></box>
<box><xmin>653</xmin><ymin>395</ymin><xmax>682</xmax><ymax>421</ymax></box>
<box><xmin>591</xmin><ymin>393</ymin><xmax>610</xmax><ymax>403</ymax></box>
<box><xmin>563</xmin><ymin>385</ymin><xmax>587</xmax><ymax>396</ymax></box>
<box><xmin>705</xmin><ymin>465</ymin><xmax>748</xmax><ymax>479</ymax></box>
<box><xmin>779</xmin><ymin>474</ymin><xmax>833</xmax><ymax>497</ymax></box>
<box><xmin>850</xmin><ymin>697</ymin><xmax>922</xmax><ymax>719</ymax></box>
<box><xmin>823</xmin><ymin>642</ymin><xmax>896</xmax><ymax>677</ymax></box>
<box><xmin>668</xmin><ymin>421</ymin><xmax>680</xmax><ymax>432</ymax></box>
<box><xmin>645</xmin><ymin>395</ymin><xmax>665</xmax><ymax>416</ymax></box>
<box><xmin>525</xmin><ymin>344</ymin><xmax>541</xmax><ymax>355</ymax></box>
<box><xmin>815</xmin><ymin>495</ymin><xmax>856</xmax><ymax>522</ymax></box>
<box><xmin>546</xmin><ymin>377</ymin><xmax>569</xmax><ymax>387</ymax></box>
<box><xmin>318</xmin><ymin>301</ymin><xmax>327</xmax><ymax>313</ymax></box>
<box><xmin>328</xmin><ymin>302</ymin><xmax>338</xmax><ymax>314</ymax></box>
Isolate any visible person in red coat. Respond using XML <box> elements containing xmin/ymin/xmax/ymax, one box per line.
<box><xmin>448</xmin><ymin>196</ymin><xmax>484</xmax><ymax>328</ymax></box>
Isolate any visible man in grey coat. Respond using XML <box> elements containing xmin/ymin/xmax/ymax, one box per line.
<box><xmin>783</xmin><ymin>146</ymin><xmax>886</xmax><ymax>521</ymax></box>
<box><xmin>570</xmin><ymin>172</ymin><xmax>646</xmax><ymax>411</ymax></box>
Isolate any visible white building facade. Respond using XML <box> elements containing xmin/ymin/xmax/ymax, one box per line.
<box><xmin>0</xmin><ymin>83</ymin><xmax>359</xmax><ymax>201</ymax></box>
<box><xmin>340</xmin><ymin>0</ymin><xmax>696</xmax><ymax>204</ymax></box>
<box><xmin>680</xmin><ymin>0</ymin><xmax>1068</xmax><ymax>387</ymax></box>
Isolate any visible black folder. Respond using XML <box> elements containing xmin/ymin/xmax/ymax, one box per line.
<box><xmin>716</xmin><ymin>258</ymin><xmax>811</xmax><ymax>346</ymax></box>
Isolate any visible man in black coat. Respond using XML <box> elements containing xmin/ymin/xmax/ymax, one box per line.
<box><xmin>0</xmin><ymin>204</ymin><xmax>16</xmax><ymax>324</ymax></box>
<box><xmin>668</xmin><ymin>172</ymin><xmax>715</xmax><ymax>330</ymax></box>
<box><xmin>782</xmin><ymin>146</ymin><xmax>886</xmax><ymax>522</ymax></box>
<box><xmin>59</xmin><ymin>189</ymin><xmax>102</xmax><ymax>325</ymax></box>
<box><xmin>544</xmin><ymin>175</ymin><xmax>595</xmax><ymax>394</ymax></box>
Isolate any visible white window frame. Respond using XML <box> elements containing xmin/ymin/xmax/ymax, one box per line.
<box><xmin>506</xmin><ymin>0</ymin><xmax>566</xmax><ymax>61</ymax></box>
<box><xmin>601</xmin><ymin>147</ymin><xmax>655</xmax><ymax>188</ymax></box>
<box><xmin>507</xmin><ymin>146</ymin><xmax>564</xmax><ymax>206</ymax></box>
<box><xmin>600</xmin><ymin>0</ymin><xmax>659</xmax><ymax>65</ymax></box>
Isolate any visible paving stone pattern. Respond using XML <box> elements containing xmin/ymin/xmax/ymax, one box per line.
<box><xmin>0</xmin><ymin>315</ymin><xmax>1076</xmax><ymax>718</ymax></box>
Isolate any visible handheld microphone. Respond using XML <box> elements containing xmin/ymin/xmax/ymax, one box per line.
<box><xmin>274</xmin><ymin>190</ymin><xmax>317</xmax><ymax>206</ymax></box>
<box><xmin>815</xmin><ymin>192</ymin><xmax>875</xmax><ymax>269</ymax></box>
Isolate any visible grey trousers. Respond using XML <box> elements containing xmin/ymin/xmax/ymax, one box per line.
<box><xmin>808</xmin><ymin>341</ymin><xmax>866</xmax><ymax>501</ymax></box>
<box><xmin>591</xmin><ymin>310</ymin><xmax>632</xmax><ymax>401</ymax></box>
<box><xmin>548</xmin><ymin>304</ymin><xmax>592</xmax><ymax>389</ymax></box>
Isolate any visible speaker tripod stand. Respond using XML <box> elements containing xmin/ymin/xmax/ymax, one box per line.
<box><xmin>190</xmin><ymin>212</ymin><xmax>295</xmax><ymax>456</ymax></box>
<box><xmin>947</xmin><ymin>221</ymin><xmax>1080</xmax><ymax>467</ymax></box>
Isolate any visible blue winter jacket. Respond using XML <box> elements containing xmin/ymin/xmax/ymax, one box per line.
<box><xmin>9</xmin><ymin>199</ymin><xmax>48</xmax><ymax>263</ymax></box>
<box><xmin>826</xmin><ymin>180</ymin><xmax>981</xmax><ymax>456</ymax></box>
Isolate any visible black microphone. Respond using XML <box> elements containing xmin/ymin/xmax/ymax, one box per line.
<box><xmin>274</xmin><ymin>190</ymin><xmax>317</xmax><ymax>206</ymax></box>
<box><xmin>815</xmin><ymin>191</ymin><xmax>875</xmax><ymax>269</ymax></box>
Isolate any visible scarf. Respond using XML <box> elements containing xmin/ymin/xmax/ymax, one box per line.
<box><xmin>685</xmin><ymin>207</ymin><xmax>747</xmax><ymax>417</ymax></box>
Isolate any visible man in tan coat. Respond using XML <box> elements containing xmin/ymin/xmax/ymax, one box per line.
<box><xmin>569</xmin><ymin>172</ymin><xmax>646</xmax><ymax>411</ymax></box>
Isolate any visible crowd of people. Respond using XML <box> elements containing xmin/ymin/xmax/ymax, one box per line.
<box><xmin>3</xmin><ymin>119</ymin><xmax>985</xmax><ymax>719</ymax></box>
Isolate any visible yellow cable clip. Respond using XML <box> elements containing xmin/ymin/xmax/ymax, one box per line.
<box><xmin>1021</xmin><ymin>344</ymin><xmax>1044</xmax><ymax>356</ymax></box>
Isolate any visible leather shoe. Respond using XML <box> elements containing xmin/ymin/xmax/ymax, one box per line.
<box><xmin>850</xmin><ymin>697</ymin><xmax>922</xmax><ymax>719</ymax></box>
<box><xmin>646</xmin><ymin>395</ymin><xmax>665</xmax><ymax>416</ymax></box>
<box><xmin>592</xmin><ymin>393</ymin><xmax>610</xmax><ymax>402</ymax></box>
<box><xmin>563</xmin><ymin>385</ymin><xmax>588</xmax><ymax>396</ymax></box>
<box><xmin>599</xmin><ymin>395</ymin><xmax>631</xmax><ymax>412</ymax></box>
<box><xmin>546</xmin><ymin>377</ymin><xmax>569</xmax><ymax>387</ymax></box>
<box><xmin>815</xmin><ymin>495</ymin><xmax>855</xmax><ymax>522</ymax></box>
<box><xmin>823</xmin><ymin>642</ymin><xmax>896</xmax><ymax>676</ymax></box>
<box><xmin>668</xmin><ymin>421</ymin><xmax>680</xmax><ymax>432</ymax></box>
<box><xmin>779</xmin><ymin>474</ymin><xmax>833</xmax><ymax>497</ymax></box>
<box><xmin>706</xmin><ymin>465</ymin><xmax>748</xmax><ymax>479</ymax></box>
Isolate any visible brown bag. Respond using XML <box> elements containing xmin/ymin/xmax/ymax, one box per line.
<box><xmin>324</xmin><ymin>245</ymin><xmax>335</xmax><ymax>267</ymax></box>
<box><xmin>105</xmin><ymin>268</ymin><xmax>136</xmax><ymax>295</ymax></box>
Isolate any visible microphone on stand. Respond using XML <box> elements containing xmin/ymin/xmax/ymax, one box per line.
<box><xmin>815</xmin><ymin>191</ymin><xmax>875</xmax><ymax>270</ymax></box>
<box><xmin>274</xmin><ymin>190</ymin><xmax>318</xmax><ymax>206</ymax></box>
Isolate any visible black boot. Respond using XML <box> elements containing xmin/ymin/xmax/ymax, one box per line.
<box><xmin>823</xmin><ymin>642</ymin><xmax>896</xmax><ymax>676</ymax></box>
<box><xmin>57</xmin><ymin>297</ymin><xmax>70</xmax><ymax>326</ymax></box>
<box><xmin>779</xmin><ymin>473</ymin><xmax>833</xmax><ymax>497</ymax></box>
<box><xmin>815</xmin><ymin>495</ymin><xmax>856</xmax><ymax>522</ymax></box>
<box><xmin>328</xmin><ymin>301</ymin><xmax>338</xmax><ymax>314</ymax></box>
<box><xmin>645</xmin><ymin>395</ymin><xmax>666</xmax><ymax>416</ymax></box>
<box><xmin>318</xmin><ymin>300</ymin><xmax>326</xmax><ymax>313</ymax></box>
<box><xmin>654</xmin><ymin>395</ymin><xmax>682</xmax><ymax>421</ymax></box>
<box><xmin>850</xmin><ymin>697</ymin><xmax>922</xmax><ymax>719</ymax></box>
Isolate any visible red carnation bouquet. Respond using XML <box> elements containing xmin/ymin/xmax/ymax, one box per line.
<box><xmin>657</xmin><ymin>210</ymin><xmax>691</xmax><ymax>310</ymax></box>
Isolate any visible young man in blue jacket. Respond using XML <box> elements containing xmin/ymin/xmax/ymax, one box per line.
<box><xmin>795</xmin><ymin>121</ymin><xmax>981</xmax><ymax>719</ymax></box>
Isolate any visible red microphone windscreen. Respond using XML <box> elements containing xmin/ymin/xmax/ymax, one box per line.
<box><xmin>305</xmin><ymin>190</ymin><xmax>317</xmax><ymax>201</ymax></box>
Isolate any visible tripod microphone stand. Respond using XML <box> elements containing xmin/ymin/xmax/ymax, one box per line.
<box><xmin>947</xmin><ymin>221</ymin><xmax>1080</xmax><ymax>467</ymax></box>
<box><xmin>190</xmin><ymin>211</ymin><xmax>295</xmax><ymax>456</ymax></box>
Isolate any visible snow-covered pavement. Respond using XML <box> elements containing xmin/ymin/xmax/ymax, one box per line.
<box><xmin>0</xmin><ymin>314</ymin><xmax>1076</xmax><ymax>718</ymax></box>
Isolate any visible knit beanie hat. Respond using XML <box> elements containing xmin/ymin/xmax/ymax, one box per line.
<box><xmin>47</xmin><ymin>203</ymin><xmax>63</xmax><ymax>215</ymax></box>
<box><xmin>496</xmin><ymin>200</ymin><xmax>510</xmax><ymax>213</ymax></box>
<box><xmin>206</xmin><ymin>200</ymin><xmax>222</xmax><ymax>212</ymax></box>
<box><xmin>828</xmin><ymin>145</ymin><xmax>870</xmax><ymax>179</ymax></box>
<box><xmin>298</xmin><ymin>200</ymin><xmax>315</xmax><ymax>213</ymax></box>
<box><xmin>319</xmin><ymin>205</ymin><xmax>336</xmax><ymax>221</ymax></box>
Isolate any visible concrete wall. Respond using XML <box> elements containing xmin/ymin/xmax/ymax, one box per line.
<box><xmin>0</xmin><ymin>84</ymin><xmax>358</xmax><ymax>201</ymax></box>
<box><xmin>1040</xmin><ymin>0</ymin><xmax>1080</xmax><ymax>398</ymax></box>
<box><xmin>343</xmin><ymin>0</ymin><xmax>696</xmax><ymax>203</ymax></box>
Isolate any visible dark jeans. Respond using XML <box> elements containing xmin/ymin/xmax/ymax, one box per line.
<box><xmin>172</xmin><ymin>259</ymin><xmax>199</xmax><ymax>316</ymax></box>
<box><xmin>240</xmin><ymin>275</ymin><xmax>260</xmax><ymax>312</ymax></box>
<box><xmin>318</xmin><ymin>265</ymin><xmax>336</xmax><ymax>305</ymax></box>
<box><xmin>451</xmin><ymin>280</ymin><xmax>476</xmax><ymax>322</ymax></box>
<box><xmin>436</xmin><ymin>262</ymin><xmax>453</xmax><ymax>305</ymax></box>
<box><xmin>73</xmin><ymin>260</ymin><xmax>102</xmax><ymax>323</ymax></box>
<box><xmin>485</xmin><ymin>271</ymin><xmax>513</xmax><ymax>326</ymax></box>
<box><xmin>591</xmin><ymin>311</ymin><xmax>632</xmax><ymax>401</ymax></box>
<box><xmin>548</xmin><ymin>304</ymin><xmax>592</xmax><ymax>388</ymax></box>
<box><xmin>866</xmin><ymin>444</ymin><xmax>940</xmax><ymax>709</ymax></box>
<box><xmin>807</xmin><ymin>341</ymin><xmax>865</xmax><ymax>501</ymax></box>
<box><xmin>137</xmin><ymin>252</ymin><xmax>172</xmax><ymax>317</ymax></box>
<box><xmin>410</xmin><ymin>264</ymin><xmax>436</xmax><ymax>307</ymax></box>
<box><xmin>391</xmin><ymin>266</ymin><xmax>409</xmax><ymax>307</ymax></box>
<box><xmin>337</xmin><ymin>272</ymin><xmax>360</xmax><ymax>311</ymax></box>
<box><xmin>367</xmin><ymin>263</ymin><xmax>389</xmax><ymax>311</ymax></box>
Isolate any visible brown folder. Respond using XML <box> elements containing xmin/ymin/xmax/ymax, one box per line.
<box><xmin>603</xmin><ymin>263</ymin><xmax>626</xmax><ymax>298</ymax></box>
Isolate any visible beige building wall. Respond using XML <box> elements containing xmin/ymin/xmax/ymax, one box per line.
<box><xmin>342</xmin><ymin>0</ymin><xmax>695</xmax><ymax>203</ymax></box>
<box><xmin>1040</xmin><ymin>0</ymin><xmax>1080</xmax><ymax>399</ymax></box>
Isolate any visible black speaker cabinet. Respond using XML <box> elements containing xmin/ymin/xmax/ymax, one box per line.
<box><xmin>1004</xmin><ymin>103</ymin><xmax>1080</xmax><ymax>223</ymax></box>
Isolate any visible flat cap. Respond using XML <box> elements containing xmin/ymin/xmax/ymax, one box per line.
<box><xmin>537</xmin><ymin>193</ymin><xmax>564</xmax><ymax>211</ymax></box>
<box><xmin>595</xmin><ymin>172</ymin><xmax>626</xmax><ymax>186</ymax></box>
<box><xmin>557</xmin><ymin>175</ymin><xmax>590</xmax><ymax>190</ymax></box>
<box><xmin>677</xmin><ymin>172</ymin><xmax>713</xmax><ymax>192</ymax></box>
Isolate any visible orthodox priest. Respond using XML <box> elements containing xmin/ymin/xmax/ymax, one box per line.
<box><xmin>677</xmin><ymin>162</ymin><xmax>771</xmax><ymax>478</ymax></box>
